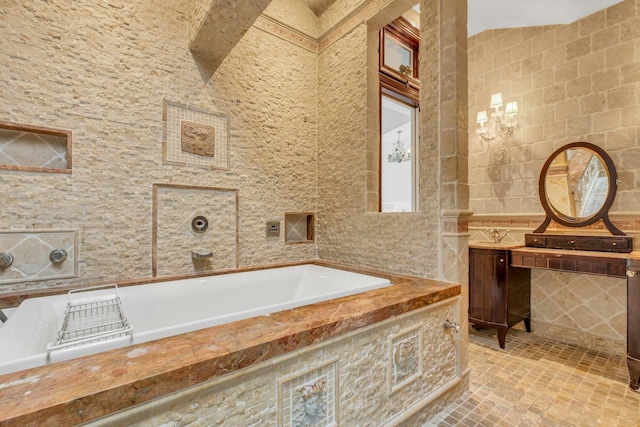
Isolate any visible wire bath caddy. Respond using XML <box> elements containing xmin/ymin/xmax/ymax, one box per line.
<box><xmin>46</xmin><ymin>284</ymin><xmax>134</xmax><ymax>353</ymax></box>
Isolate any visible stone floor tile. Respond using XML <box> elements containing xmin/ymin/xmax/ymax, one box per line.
<box><xmin>423</xmin><ymin>328</ymin><xmax>640</xmax><ymax>426</ymax></box>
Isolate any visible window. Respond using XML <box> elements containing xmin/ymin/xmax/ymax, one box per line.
<box><xmin>381</xmin><ymin>92</ymin><xmax>418</xmax><ymax>212</ymax></box>
<box><xmin>379</xmin><ymin>17</ymin><xmax>419</xmax><ymax>212</ymax></box>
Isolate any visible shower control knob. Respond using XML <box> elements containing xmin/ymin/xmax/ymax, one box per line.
<box><xmin>49</xmin><ymin>249</ymin><xmax>68</xmax><ymax>263</ymax></box>
<box><xmin>191</xmin><ymin>215</ymin><xmax>209</xmax><ymax>233</ymax></box>
<box><xmin>628</xmin><ymin>270</ymin><xmax>638</xmax><ymax>278</ymax></box>
<box><xmin>0</xmin><ymin>252</ymin><xmax>13</xmax><ymax>268</ymax></box>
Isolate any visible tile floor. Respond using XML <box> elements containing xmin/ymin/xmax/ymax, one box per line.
<box><xmin>426</xmin><ymin>328</ymin><xmax>640</xmax><ymax>426</ymax></box>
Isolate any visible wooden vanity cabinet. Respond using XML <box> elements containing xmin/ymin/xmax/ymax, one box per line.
<box><xmin>469</xmin><ymin>247</ymin><xmax>531</xmax><ymax>348</ymax></box>
<box><xmin>628</xmin><ymin>259</ymin><xmax>640</xmax><ymax>390</ymax></box>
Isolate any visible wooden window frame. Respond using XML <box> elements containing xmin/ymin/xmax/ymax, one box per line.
<box><xmin>378</xmin><ymin>17</ymin><xmax>420</xmax><ymax>212</ymax></box>
<box><xmin>379</xmin><ymin>16</ymin><xmax>420</xmax><ymax>94</ymax></box>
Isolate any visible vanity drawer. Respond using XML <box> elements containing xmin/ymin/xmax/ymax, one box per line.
<box><xmin>524</xmin><ymin>234</ymin><xmax>633</xmax><ymax>253</ymax></box>
<box><xmin>546</xmin><ymin>236</ymin><xmax>577</xmax><ymax>249</ymax></box>
<box><xmin>525</xmin><ymin>235</ymin><xmax>546</xmax><ymax>247</ymax></box>
<box><xmin>602</xmin><ymin>238</ymin><xmax>631</xmax><ymax>252</ymax></box>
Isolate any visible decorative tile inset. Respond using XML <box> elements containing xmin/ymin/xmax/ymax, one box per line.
<box><xmin>162</xmin><ymin>100</ymin><xmax>229</xmax><ymax>170</ymax></box>
<box><xmin>180</xmin><ymin>121</ymin><xmax>215</xmax><ymax>157</ymax></box>
<box><xmin>388</xmin><ymin>324</ymin><xmax>422</xmax><ymax>394</ymax></box>
<box><xmin>0</xmin><ymin>229</ymin><xmax>78</xmax><ymax>284</ymax></box>
<box><xmin>279</xmin><ymin>358</ymin><xmax>338</xmax><ymax>427</ymax></box>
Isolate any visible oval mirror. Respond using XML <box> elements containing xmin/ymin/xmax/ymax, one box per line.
<box><xmin>534</xmin><ymin>142</ymin><xmax>624</xmax><ymax>235</ymax></box>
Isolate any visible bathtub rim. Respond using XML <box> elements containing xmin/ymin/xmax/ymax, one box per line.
<box><xmin>0</xmin><ymin>261</ymin><xmax>461</xmax><ymax>426</ymax></box>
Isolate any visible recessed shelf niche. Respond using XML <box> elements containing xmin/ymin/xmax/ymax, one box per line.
<box><xmin>0</xmin><ymin>120</ymin><xmax>72</xmax><ymax>174</ymax></box>
<box><xmin>284</xmin><ymin>212</ymin><xmax>314</xmax><ymax>244</ymax></box>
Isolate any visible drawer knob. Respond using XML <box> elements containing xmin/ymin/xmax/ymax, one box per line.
<box><xmin>612</xmin><ymin>242</ymin><xmax>617</xmax><ymax>246</ymax></box>
<box><xmin>629</xmin><ymin>270</ymin><xmax>638</xmax><ymax>278</ymax></box>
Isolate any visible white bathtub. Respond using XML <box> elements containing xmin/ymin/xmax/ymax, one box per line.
<box><xmin>0</xmin><ymin>264</ymin><xmax>390</xmax><ymax>376</ymax></box>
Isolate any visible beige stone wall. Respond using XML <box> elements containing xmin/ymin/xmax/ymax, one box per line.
<box><xmin>0</xmin><ymin>0</ymin><xmax>469</xmax><ymax>294</ymax></box>
<box><xmin>469</xmin><ymin>0</ymin><xmax>640</xmax><ymax>215</ymax></box>
<box><xmin>317</xmin><ymin>22</ymin><xmax>441</xmax><ymax>277</ymax></box>
<box><xmin>468</xmin><ymin>0</ymin><xmax>640</xmax><ymax>352</ymax></box>
<box><xmin>0</xmin><ymin>0</ymin><xmax>317</xmax><ymax>292</ymax></box>
<box><xmin>263</xmin><ymin>0</ymin><xmax>320</xmax><ymax>38</ymax></box>
<box><xmin>90</xmin><ymin>299</ymin><xmax>466</xmax><ymax>426</ymax></box>
<box><xmin>317</xmin><ymin>0</ymin><xmax>470</xmax><ymax>281</ymax></box>
<box><xmin>189</xmin><ymin>0</ymin><xmax>213</xmax><ymax>41</ymax></box>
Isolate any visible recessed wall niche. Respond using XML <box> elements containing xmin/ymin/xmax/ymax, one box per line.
<box><xmin>0</xmin><ymin>120</ymin><xmax>72</xmax><ymax>174</ymax></box>
<box><xmin>162</xmin><ymin>100</ymin><xmax>230</xmax><ymax>170</ymax></box>
<box><xmin>285</xmin><ymin>212</ymin><xmax>315</xmax><ymax>244</ymax></box>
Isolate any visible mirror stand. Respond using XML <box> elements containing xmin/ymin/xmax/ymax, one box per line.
<box><xmin>534</xmin><ymin>141</ymin><xmax>626</xmax><ymax>236</ymax></box>
<box><xmin>533</xmin><ymin>211</ymin><xmax>624</xmax><ymax>235</ymax></box>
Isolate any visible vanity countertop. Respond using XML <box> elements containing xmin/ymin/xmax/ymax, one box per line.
<box><xmin>469</xmin><ymin>241</ymin><xmax>525</xmax><ymax>250</ymax></box>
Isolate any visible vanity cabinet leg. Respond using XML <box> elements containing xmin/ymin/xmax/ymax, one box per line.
<box><xmin>497</xmin><ymin>327</ymin><xmax>507</xmax><ymax>349</ymax></box>
<box><xmin>524</xmin><ymin>317</ymin><xmax>531</xmax><ymax>333</ymax></box>
<box><xmin>628</xmin><ymin>357</ymin><xmax>640</xmax><ymax>391</ymax></box>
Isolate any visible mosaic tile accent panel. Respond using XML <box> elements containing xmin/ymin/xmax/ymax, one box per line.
<box><xmin>388</xmin><ymin>324</ymin><xmax>423</xmax><ymax>394</ymax></box>
<box><xmin>278</xmin><ymin>358</ymin><xmax>338</xmax><ymax>427</ymax></box>
<box><xmin>153</xmin><ymin>184</ymin><xmax>238</xmax><ymax>277</ymax></box>
<box><xmin>162</xmin><ymin>100</ymin><xmax>229</xmax><ymax>170</ymax></box>
<box><xmin>0</xmin><ymin>229</ymin><xmax>77</xmax><ymax>285</ymax></box>
<box><xmin>0</xmin><ymin>120</ymin><xmax>71</xmax><ymax>173</ymax></box>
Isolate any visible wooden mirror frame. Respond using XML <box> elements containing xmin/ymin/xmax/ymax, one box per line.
<box><xmin>534</xmin><ymin>141</ymin><xmax>624</xmax><ymax>235</ymax></box>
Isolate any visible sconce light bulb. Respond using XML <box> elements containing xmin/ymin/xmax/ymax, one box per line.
<box><xmin>490</xmin><ymin>93</ymin><xmax>503</xmax><ymax>109</ymax></box>
<box><xmin>476</xmin><ymin>110</ymin><xmax>488</xmax><ymax>125</ymax></box>
<box><xmin>505</xmin><ymin>101</ymin><xmax>519</xmax><ymax>116</ymax></box>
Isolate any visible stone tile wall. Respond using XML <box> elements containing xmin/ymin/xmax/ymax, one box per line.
<box><xmin>468</xmin><ymin>0</ymin><xmax>640</xmax><ymax>215</ymax></box>
<box><xmin>0</xmin><ymin>0</ymin><xmax>469</xmax><ymax>313</ymax></box>
<box><xmin>0</xmin><ymin>0</ymin><xmax>318</xmax><ymax>292</ymax></box>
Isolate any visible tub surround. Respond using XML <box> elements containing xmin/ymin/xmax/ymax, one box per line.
<box><xmin>0</xmin><ymin>264</ymin><xmax>391</xmax><ymax>374</ymax></box>
<box><xmin>0</xmin><ymin>261</ymin><xmax>460</xmax><ymax>426</ymax></box>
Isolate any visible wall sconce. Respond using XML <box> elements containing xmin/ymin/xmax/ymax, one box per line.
<box><xmin>476</xmin><ymin>93</ymin><xmax>519</xmax><ymax>158</ymax></box>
